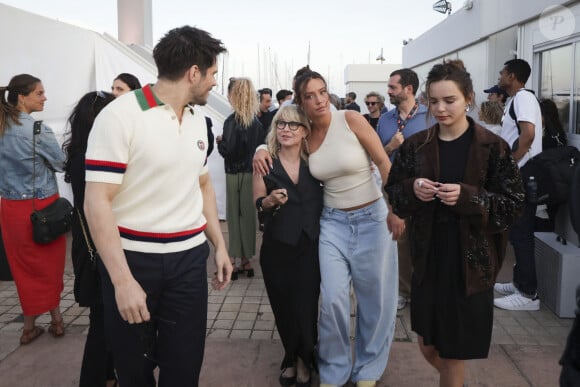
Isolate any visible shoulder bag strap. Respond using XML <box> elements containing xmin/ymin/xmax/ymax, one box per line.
<box><xmin>76</xmin><ymin>208</ymin><xmax>96</xmax><ymax>265</ymax></box>
<box><xmin>31</xmin><ymin>120</ymin><xmax>42</xmax><ymax>211</ymax></box>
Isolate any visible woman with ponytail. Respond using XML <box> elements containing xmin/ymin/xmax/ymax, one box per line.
<box><xmin>0</xmin><ymin>74</ymin><xmax>67</xmax><ymax>345</ymax></box>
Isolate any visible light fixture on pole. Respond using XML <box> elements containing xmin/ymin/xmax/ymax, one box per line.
<box><xmin>376</xmin><ymin>48</ymin><xmax>385</xmax><ymax>64</ymax></box>
<box><xmin>433</xmin><ymin>0</ymin><xmax>452</xmax><ymax>15</ymax></box>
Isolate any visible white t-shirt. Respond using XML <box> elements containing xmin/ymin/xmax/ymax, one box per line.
<box><xmin>500</xmin><ymin>89</ymin><xmax>542</xmax><ymax>167</ymax></box>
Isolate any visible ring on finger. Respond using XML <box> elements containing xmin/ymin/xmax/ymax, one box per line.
<box><xmin>417</xmin><ymin>180</ymin><xmax>424</xmax><ymax>188</ymax></box>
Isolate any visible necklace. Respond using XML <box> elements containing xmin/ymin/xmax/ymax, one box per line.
<box><xmin>396</xmin><ymin>102</ymin><xmax>418</xmax><ymax>131</ymax></box>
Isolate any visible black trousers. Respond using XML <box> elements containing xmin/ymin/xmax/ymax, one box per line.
<box><xmin>79</xmin><ymin>298</ymin><xmax>116</xmax><ymax>386</ymax></box>
<box><xmin>509</xmin><ymin>202</ymin><xmax>538</xmax><ymax>295</ymax></box>
<box><xmin>260</xmin><ymin>233</ymin><xmax>320</xmax><ymax>369</ymax></box>
<box><xmin>99</xmin><ymin>242</ymin><xmax>209</xmax><ymax>387</ymax></box>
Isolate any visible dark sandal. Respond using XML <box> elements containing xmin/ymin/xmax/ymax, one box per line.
<box><xmin>48</xmin><ymin>319</ymin><xmax>65</xmax><ymax>338</ymax></box>
<box><xmin>279</xmin><ymin>368</ymin><xmax>297</xmax><ymax>387</ymax></box>
<box><xmin>20</xmin><ymin>326</ymin><xmax>45</xmax><ymax>345</ymax></box>
<box><xmin>240</xmin><ymin>262</ymin><xmax>254</xmax><ymax>278</ymax></box>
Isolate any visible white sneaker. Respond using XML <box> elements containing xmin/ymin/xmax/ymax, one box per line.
<box><xmin>494</xmin><ymin>282</ymin><xmax>517</xmax><ymax>296</ymax></box>
<box><xmin>397</xmin><ymin>296</ymin><xmax>407</xmax><ymax>310</ymax></box>
<box><xmin>494</xmin><ymin>292</ymin><xmax>540</xmax><ymax>311</ymax></box>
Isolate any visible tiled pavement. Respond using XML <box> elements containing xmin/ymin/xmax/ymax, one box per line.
<box><xmin>0</xmin><ymin>224</ymin><xmax>574</xmax><ymax>386</ymax></box>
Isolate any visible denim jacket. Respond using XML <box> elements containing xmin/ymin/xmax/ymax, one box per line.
<box><xmin>0</xmin><ymin>112</ymin><xmax>65</xmax><ymax>200</ymax></box>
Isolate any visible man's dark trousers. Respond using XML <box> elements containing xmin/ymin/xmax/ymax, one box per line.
<box><xmin>99</xmin><ymin>242</ymin><xmax>210</xmax><ymax>387</ymax></box>
<box><xmin>509</xmin><ymin>202</ymin><xmax>538</xmax><ymax>295</ymax></box>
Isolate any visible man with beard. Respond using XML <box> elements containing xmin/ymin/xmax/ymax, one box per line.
<box><xmin>344</xmin><ymin>91</ymin><xmax>361</xmax><ymax>111</ymax></box>
<box><xmin>377</xmin><ymin>68</ymin><xmax>433</xmax><ymax>310</ymax></box>
<box><xmin>84</xmin><ymin>26</ymin><xmax>232</xmax><ymax>387</ymax></box>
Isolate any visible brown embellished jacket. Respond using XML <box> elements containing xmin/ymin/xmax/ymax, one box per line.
<box><xmin>385</xmin><ymin>120</ymin><xmax>525</xmax><ymax>296</ymax></box>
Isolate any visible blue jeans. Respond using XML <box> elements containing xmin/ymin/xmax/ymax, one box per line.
<box><xmin>317</xmin><ymin>199</ymin><xmax>398</xmax><ymax>384</ymax></box>
<box><xmin>509</xmin><ymin>202</ymin><xmax>538</xmax><ymax>296</ymax></box>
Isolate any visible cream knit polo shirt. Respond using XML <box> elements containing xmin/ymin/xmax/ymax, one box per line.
<box><xmin>85</xmin><ymin>85</ymin><xmax>209</xmax><ymax>253</ymax></box>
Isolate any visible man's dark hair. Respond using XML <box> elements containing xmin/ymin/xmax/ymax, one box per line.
<box><xmin>346</xmin><ymin>92</ymin><xmax>356</xmax><ymax>100</ymax></box>
<box><xmin>504</xmin><ymin>59</ymin><xmax>531</xmax><ymax>84</ymax></box>
<box><xmin>258</xmin><ymin>88</ymin><xmax>272</xmax><ymax>102</ymax></box>
<box><xmin>276</xmin><ymin>89</ymin><xmax>293</xmax><ymax>105</ymax></box>
<box><xmin>153</xmin><ymin>26</ymin><xmax>227</xmax><ymax>81</ymax></box>
<box><xmin>390</xmin><ymin>68</ymin><xmax>419</xmax><ymax>95</ymax></box>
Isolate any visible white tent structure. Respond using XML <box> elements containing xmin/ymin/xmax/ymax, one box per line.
<box><xmin>0</xmin><ymin>3</ymin><xmax>230</xmax><ymax>218</ymax></box>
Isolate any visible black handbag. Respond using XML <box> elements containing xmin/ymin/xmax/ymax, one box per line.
<box><xmin>73</xmin><ymin>208</ymin><xmax>99</xmax><ymax>306</ymax></box>
<box><xmin>29</xmin><ymin>120</ymin><xmax>73</xmax><ymax>244</ymax></box>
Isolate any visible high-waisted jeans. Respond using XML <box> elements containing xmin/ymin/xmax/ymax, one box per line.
<box><xmin>317</xmin><ymin>199</ymin><xmax>398</xmax><ymax>385</ymax></box>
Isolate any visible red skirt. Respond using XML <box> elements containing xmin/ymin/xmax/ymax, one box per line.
<box><xmin>1</xmin><ymin>195</ymin><xmax>65</xmax><ymax>316</ymax></box>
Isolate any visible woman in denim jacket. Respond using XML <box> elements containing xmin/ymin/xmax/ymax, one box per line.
<box><xmin>0</xmin><ymin>74</ymin><xmax>66</xmax><ymax>345</ymax></box>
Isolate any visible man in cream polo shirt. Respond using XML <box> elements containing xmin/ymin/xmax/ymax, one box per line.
<box><xmin>84</xmin><ymin>26</ymin><xmax>231</xmax><ymax>387</ymax></box>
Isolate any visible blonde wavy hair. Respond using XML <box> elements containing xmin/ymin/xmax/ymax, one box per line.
<box><xmin>228</xmin><ymin>77</ymin><xmax>259</xmax><ymax>128</ymax></box>
<box><xmin>266</xmin><ymin>105</ymin><xmax>311</xmax><ymax>161</ymax></box>
<box><xmin>479</xmin><ymin>101</ymin><xmax>503</xmax><ymax>125</ymax></box>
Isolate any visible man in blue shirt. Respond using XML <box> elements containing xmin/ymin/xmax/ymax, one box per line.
<box><xmin>377</xmin><ymin>68</ymin><xmax>432</xmax><ymax>159</ymax></box>
<box><xmin>377</xmin><ymin>68</ymin><xmax>433</xmax><ymax>311</ymax></box>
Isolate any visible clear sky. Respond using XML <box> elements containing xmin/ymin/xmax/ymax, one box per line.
<box><xmin>0</xmin><ymin>0</ymin><xmax>452</xmax><ymax>95</ymax></box>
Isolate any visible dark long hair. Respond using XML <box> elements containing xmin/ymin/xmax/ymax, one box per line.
<box><xmin>540</xmin><ymin>98</ymin><xmax>567</xmax><ymax>147</ymax></box>
<box><xmin>0</xmin><ymin>74</ymin><xmax>41</xmax><ymax>135</ymax></box>
<box><xmin>114</xmin><ymin>73</ymin><xmax>141</xmax><ymax>90</ymax></box>
<box><xmin>62</xmin><ymin>91</ymin><xmax>115</xmax><ymax>183</ymax></box>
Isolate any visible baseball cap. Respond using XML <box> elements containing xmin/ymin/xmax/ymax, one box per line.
<box><xmin>483</xmin><ymin>85</ymin><xmax>508</xmax><ymax>98</ymax></box>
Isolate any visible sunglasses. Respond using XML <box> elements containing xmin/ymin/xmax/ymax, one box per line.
<box><xmin>276</xmin><ymin>120</ymin><xmax>303</xmax><ymax>131</ymax></box>
<box><xmin>365</xmin><ymin>101</ymin><xmax>378</xmax><ymax>106</ymax></box>
<box><xmin>91</xmin><ymin>90</ymin><xmax>107</xmax><ymax>108</ymax></box>
<box><xmin>136</xmin><ymin>314</ymin><xmax>177</xmax><ymax>365</ymax></box>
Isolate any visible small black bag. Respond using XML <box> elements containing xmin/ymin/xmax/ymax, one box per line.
<box><xmin>29</xmin><ymin>120</ymin><xmax>73</xmax><ymax>244</ymax></box>
<box><xmin>30</xmin><ymin>198</ymin><xmax>74</xmax><ymax>244</ymax></box>
<box><xmin>73</xmin><ymin>209</ymin><xmax>99</xmax><ymax>306</ymax></box>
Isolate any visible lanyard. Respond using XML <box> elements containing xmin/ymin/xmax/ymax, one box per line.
<box><xmin>396</xmin><ymin>103</ymin><xmax>418</xmax><ymax>132</ymax></box>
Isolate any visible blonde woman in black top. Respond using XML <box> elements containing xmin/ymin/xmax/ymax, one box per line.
<box><xmin>253</xmin><ymin>105</ymin><xmax>322</xmax><ymax>386</ymax></box>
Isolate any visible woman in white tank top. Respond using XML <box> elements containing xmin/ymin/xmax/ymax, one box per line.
<box><xmin>255</xmin><ymin>71</ymin><xmax>403</xmax><ymax>387</ymax></box>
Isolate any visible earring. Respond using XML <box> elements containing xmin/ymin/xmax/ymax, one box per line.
<box><xmin>465</xmin><ymin>105</ymin><xmax>470</xmax><ymax>112</ymax></box>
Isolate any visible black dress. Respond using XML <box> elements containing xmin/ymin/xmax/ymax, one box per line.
<box><xmin>411</xmin><ymin>126</ymin><xmax>494</xmax><ymax>360</ymax></box>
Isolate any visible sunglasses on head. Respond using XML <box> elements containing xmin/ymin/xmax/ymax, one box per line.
<box><xmin>365</xmin><ymin>101</ymin><xmax>378</xmax><ymax>106</ymax></box>
<box><xmin>92</xmin><ymin>90</ymin><xmax>107</xmax><ymax>108</ymax></box>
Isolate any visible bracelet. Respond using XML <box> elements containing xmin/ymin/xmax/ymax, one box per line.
<box><xmin>255</xmin><ymin>196</ymin><xmax>281</xmax><ymax>213</ymax></box>
<box><xmin>255</xmin><ymin>196</ymin><xmax>266</xmax><ymax>212</ymax></box>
